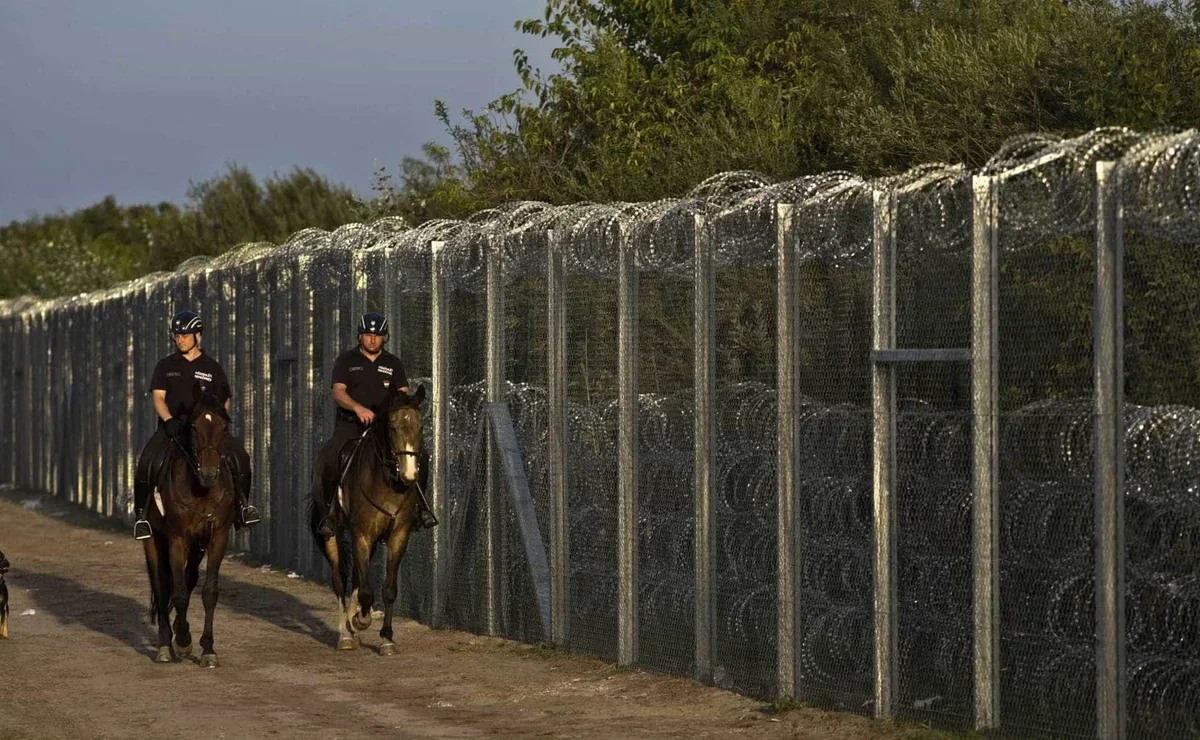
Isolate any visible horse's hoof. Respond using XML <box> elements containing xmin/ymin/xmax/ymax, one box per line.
<box><xmin>173</xmin><ymin>641</ymin><xmax>193</xmax><ymax>658</ymax></box>
<box><xmin>378</xmin><ymin>641</ymin><xmax>397</xmax><ymax>657</ymax></box>
<box><xmin>200</xmin><ymin>653</ymin><xmax>218</xmax><ymax>669</ymax></box>
<box><xmin>154</xmin><ymin>646</ymin><xmax>173</xmax><ymax>663</ymax></box>
<box><xmin>337</xmin><ymin>636</ymin><xmax>358</xmax><ymax>651</ymax></box>
<box><xmin>351</xmin><ymin>613</ymin><xmax>372</xmax><ymax>632</ymax></box>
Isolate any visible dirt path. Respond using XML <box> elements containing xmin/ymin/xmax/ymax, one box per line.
<box><xmin>0</xmin><ymin>489</ymin><xmax>948</xmax><ymax>740</ymax></box>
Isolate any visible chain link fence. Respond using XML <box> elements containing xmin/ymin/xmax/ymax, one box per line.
<box><xmin>2</xmin><ymin>127</ymin><xmax>1199</xmax><ymax>737</ymax></box>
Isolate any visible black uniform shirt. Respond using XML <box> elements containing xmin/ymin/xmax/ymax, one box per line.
<box><xmin>330</xmin><ymin>347</ymin><xmax>408</xmax><ymax>423</ymax></box>
<box><xmin>150</xmin><ymin>351</ymin><xmax>231</xmax><ymax>419</ymax></box>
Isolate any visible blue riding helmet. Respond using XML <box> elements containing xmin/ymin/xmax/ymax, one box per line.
<box><xmin>171</xmin><ymin>310</ymin><xmax>203</xmax><ymax>335</ymax></box>
<box><xmin>358</xmin><ymin>311</ymin><xmax>389</xmax><ymax>336</ymax></box>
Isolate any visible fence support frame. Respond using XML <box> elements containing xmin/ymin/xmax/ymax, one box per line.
<box><xmin>693</xmin><ymin>214</ymin><xmax>717</xmax><ymax>683</ymax></box>
<box><xmin>775</xmin><ymin>202</ymin><xmax>801</xmax><ymax>699</ymax></box>
<box><xmin>1094</xmin><ymin>160</ymin><xmax>1126</xmax><ymax>740</ymax></box>
<box><xmin>871</xmin><ymin>187</ymin><xmax>898</xmax><ymax>720</ymax></box>
<box><xmin>430</xmin><ymin>240</ymin><xmax>449</xmax><ymax>628</ymax></box>
<box><xmin>547</xmin><ymin>230</ymin><xmax>570</xmax><ymax>648</ymax></box>
<box><xmin>971</xmin><ymin>175</ymin><xmax>1001</xmax><ymax>730</ymax></box>
<box><xmin>485</xmin><ymin>234</ymin><xmax>505</xmax><ymax>636</ymax></box>
<box><xmin>617</xmin><ymin>223</ymin><xmax>639</xmax><ymax>667</ymax></box>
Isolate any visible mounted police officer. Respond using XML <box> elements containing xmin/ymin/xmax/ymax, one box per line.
<box><xmin>132</xmin><ymin>310</ymin><xmax>261</xmax><ymax>540</ymax></box>
<box><xmin>314</xmin><ymin>311</ymin><xmax>436</xmax><ymax>536</ymax></box>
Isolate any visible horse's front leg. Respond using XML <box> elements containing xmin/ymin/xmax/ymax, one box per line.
<box><xmin>143</xmin><ymin>536</ymin><xmax>173</xmax><ymax>663</ymax></box>
<box><xmin>168</xmin><ymin>537</ymin><xmax>192</xmax><ymax>658</ymax></box>
<box><xmin>321</xmin><ymin>534</ymin><xmax>357</xmax><ymax>650</ymax></box>
<box><xmin>378</xmin><ymin>518</ymin><xmax>415</xmax><ymax>656</ymax></box>
<box><xmin>350</xmin><ymin>533</ymin><xmax>375</xmax><ymax>633</ymax></box>
<box><xmin>198</xmin><ymin>528</ymin><xmax>229</xmax><ymax>668</ymax></box>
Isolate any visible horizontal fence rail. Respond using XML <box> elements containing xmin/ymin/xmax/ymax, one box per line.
<box><xmin>3</xmin><ymin>128</ymin><xmax>1200</xmax><ymax>738</ymax></box>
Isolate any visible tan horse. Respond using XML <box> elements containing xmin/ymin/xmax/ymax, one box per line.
<box><xmin>310</xmin><ymin>385</ymin><xmax>426</xmax><ymax>654</ymax></box>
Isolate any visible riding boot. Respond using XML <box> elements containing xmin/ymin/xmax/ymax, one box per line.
<box><xmin>232</xmin><ymin>468</ymin><xmax>260</xmax><ymax>530</ymax></box>
<box><xmin>133</xmin><ymin>481</ymin><xmax>152</xmax><ymax>540</ymax></box>
<box><xmin>415</xmin><ymin>501</ymin><xmax>439</xmax><ymax>530</ymax></box>
<box><xmin>316</xmin><ymin>476</ymin><xmax>338</xmax><ymax>539</ymax></box>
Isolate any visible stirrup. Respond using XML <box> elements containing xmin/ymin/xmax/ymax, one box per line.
<box><xmin>240</xmin><ymin>504</ymin><xmax>261</xmax><ymax>527</ymax></box>
<box><xmin>416</xmin><ymin>507</ymin><xmax>439</xmax><ymax>530</ymax></box>
<box><xmin>317</xmin><ymin>514</ymin><xmax>336</xmax><ymax>539</ymax></box>
<box><xmin>134</xmin><ymin>519</ymin><xmax>152</xmax><ymax>540</ymax></box>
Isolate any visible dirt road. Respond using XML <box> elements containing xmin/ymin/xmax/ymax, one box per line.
<box><xmin>0</xmin><ymin>489</ymin><xmax>946</xmax><ymax>739</ymax></box>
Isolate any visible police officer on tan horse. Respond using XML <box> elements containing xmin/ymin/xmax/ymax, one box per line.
<box><xmin>132</xmin><ymin>310</ymin><xmax>261</xmax><ymax>540</ymax></box>
<box><xmin>313</xmin><ymin>311</ymin><xmax>436</xmax><ymax>536</ymax></box>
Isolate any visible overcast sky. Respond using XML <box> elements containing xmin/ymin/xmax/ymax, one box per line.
<box><xmin>0</xmin><ymin>0</ymin><xmax>557</xmax><ymax>224</ymax></box>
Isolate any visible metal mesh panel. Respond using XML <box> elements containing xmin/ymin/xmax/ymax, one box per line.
<box><xmin>711</xmin><ymin>200</ymin><xmax>779</xmax><ymax>697</ymax></box>
<box><xmin>635</xmin><ymin>205</ymin><xmax>697</xmax><ymax>680</ymax></box>
<box><xmin>561</xmin><ymin>216</ymin><xmax>620</xmax><ymax>660</ymax></box>
<box><xmin>893</xmin><ymin>180</ymin><xmax>975</xmax><ymax>726</ymax></box>
<box><xmin>1122</xmin><ymin>219</ymin><xmax>1200</xmax><ymax>739</ymax></box>
<box><xmin>792</xmin><ymin>182</ymin><xmax>875</xmax><ymax>714</ymax></box>
<box><xmin>442</xmin><ymin>227</ymin><xmax>489</xmax><ymax>635</ymax></box>
<box><xmin>996</xmin><ymin>184</ymin><xmax>1097</xmax><ymax>738</ymax></box>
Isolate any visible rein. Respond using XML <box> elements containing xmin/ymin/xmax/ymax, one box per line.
<box><xmin>344</xmin><ymin>425</ymin><xmax>420</xmax><ymax>522</ymax></box>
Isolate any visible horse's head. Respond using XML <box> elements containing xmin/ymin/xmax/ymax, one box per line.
<box><xmin>384</xmin><ymin>384</ymin><xmax>426</xmax><ymax>487</ymax></box>
<box><xmin>189</xmin><ymin>385</ymin><xmax>230</xmax><ymax>488</ymax></box>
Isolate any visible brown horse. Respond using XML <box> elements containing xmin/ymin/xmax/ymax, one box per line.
<box><xmin>142</xmin><ymin>386</ymin><xmax>237</xmax><ymax>667</ymax></box>
<box><xmin>310</xmin><ymin>384</ymin><xmax>426</xmax><ymax>655</ymax></box>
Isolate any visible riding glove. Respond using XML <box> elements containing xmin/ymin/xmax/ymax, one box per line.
<box><xmin>163</xmin><ymin>417</ymin><xmax>183</xmax><ymax>439</ymax></box>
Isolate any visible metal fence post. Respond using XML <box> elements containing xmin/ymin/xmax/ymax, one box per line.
<box><xmin>871</xmin><ymin>187</ymin><xmax>898</xmax><ymax>720</ymax></box>
<box><xmin>485</xmin><ymin>234</ymin><xmax>505</xmax><ymax>636</ymax></box>
<box><xmin>254</xmin><ymin>257</ymin><xmax>273</xmax><ymax>560</ymax></box>
<box><xmin>296</xmin><ymin>252</ymin><xmax>316</xmax><ymax>575</ymax></box>
<box><xmin>430</xmin><ymin>240</ymin><xmax>449</xmax><ymax>628</ymax></box>
<box><xmin>971</xmin><ymin>175</ymin><xmax>1001</xmax><ymax>730</ymax></box>
<box><xmin>547</xmin><ymin>230</ymin><xmax>570</xmax><ymax>648</ymax></box>
<box><xmin>1094</xmin><ymin>160</ymin><xmax>1126</xmax><ymax>740</ymax></box>
<box><xmin>618</xmin><ymin>222</ymin><xmax>639</xmax><ymax>667</ymax></box>
<box><xmin>694</xmin><ymin>213</ymin><xmax>717</xmax><ymax>683</ymax></box>
<box><xmin>775</xmin><ymin>202</ymin><xmax>800</xmax><ymax>699</ymax></box>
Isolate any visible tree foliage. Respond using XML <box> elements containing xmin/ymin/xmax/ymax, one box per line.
<box><xmin>0</xmin><ymin>166</ymin><xmax>360</xmax><ymax>298</ymax></box>
<box><xmin>436</xmin><ymin>0</ymin><xmax>1200</xmax><ymax>204</ymax></box>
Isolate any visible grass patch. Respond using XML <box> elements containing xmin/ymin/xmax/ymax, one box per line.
<box><xmin>767</xmin><ymin>695</ymin><xmax>806</xmax><ymax>714</ymax></box>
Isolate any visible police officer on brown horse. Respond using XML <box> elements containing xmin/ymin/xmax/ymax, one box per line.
<box><xmin>132</xmin><ymin>310</ymin><xmax>261</xmax><ymax>540</ymax></box>
<box><xmin>314</xmin><ymin>311</ymin><xmax>436</xmax><ymax>536</ymax></box>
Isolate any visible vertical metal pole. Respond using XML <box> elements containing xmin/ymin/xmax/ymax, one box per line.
<box><xmin>351</xmin><ymin>249</ymin><xmax>368</xmax><ymax>323</ymax></box>
<box><xmin>126</xmin><ymin>293</ymin><xmax>137</xmax><ymax>519</ymax></box>
<box><xmin>430</xmin><ymin>240</ymin><xmax>449</xmax><ymax>628</ymax></box>
<box><xmin>617</xmin><ymin>222</ymin><xmax>639</xmax><ymax>667</ymax></box>
<box><xmin>775</xmin><ymin>203</ymin><xmax>800</xmax><ymax>698</ymax></box>
<box><xmin>871</xmin><ymin>187</ymin><xmax>898</xmax><ymax>720</ymax></box>
<box><xmin>256</xmin><ymin>258</ymin><xmax>274</xmax><ymax>560</ymax></box>
<box><xmin>971</xmin><ymin>175</ymin><xmax>1001</xmax><ymax>730</ymax></box>
<box><xmin>382</xmin><ymin>247</ymin><xmax>397</xmax><ymax>343</ymax></box>
<box><xmin>547</xmin><ymin>230</ymin><xmax>570</xmax><ymax>648</ymax></box>
<box><xmin>1094</xmin><ymin>160</ymin><xmax>1126</xmax><ymax>740</ymax></box>
<box><xmin>694</xmin><ymin>213</ymin><xmax>717</xmax><ymax>683</ymax></box>
<box><xmin>296</xmin><ymin>253</ymin><xmax>316</xmax><ymax>575</ymax></box>
<box><xmin>485</xmin><ymin>234</ymin><xmax>505</xmax><ymax>636</ymax></box>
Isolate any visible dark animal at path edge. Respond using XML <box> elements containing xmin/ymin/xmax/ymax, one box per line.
<box><xmin>142</xmin><ymin>387</ymin><xmax>239</xmax><ymax>667</ymax></box>
<box><xmin>309</xmin><ymin>384</ymin><xmax>428</xmax><ymax>654</ymax></box>
<box><xmin>1</xmin><ymin>548</ymin><xmax>9</xmax><ymax>639</ymax></box>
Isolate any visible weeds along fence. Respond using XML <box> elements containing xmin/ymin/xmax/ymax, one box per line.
<box><xmin>2</xmin><ymin>128</ymin><xmax>1200</xmax><ymax>738</ymax></box>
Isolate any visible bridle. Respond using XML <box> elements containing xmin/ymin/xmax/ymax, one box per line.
<box><xmin>350</xmin><ymin>421</ymin><xmax>423</xmax><ymax>522</ymax></box>
<box><xmin>165</xmin><ymin>411</ymin><xmax>233</xmax><ymax>518</ymax></box>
